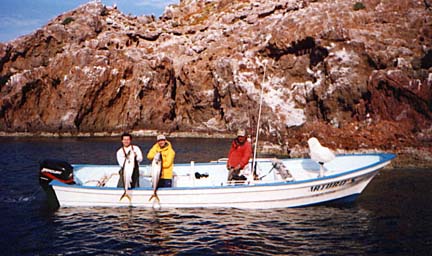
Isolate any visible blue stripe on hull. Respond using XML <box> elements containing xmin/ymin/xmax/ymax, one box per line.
<box><xmin>295</xmin><ymin>193</ymin><xmax>360</xmax><ymax>208</ymax></box>
<box><xmin>326</xmin><ymin>193</ymin><xmax>360</xmax><ymax>204</ymax></box>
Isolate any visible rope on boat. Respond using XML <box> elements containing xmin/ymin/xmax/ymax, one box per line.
<box><xmin>83</xmin><ymin>173</ymin><xmax>119</xmax><ymax>187</ymax></box>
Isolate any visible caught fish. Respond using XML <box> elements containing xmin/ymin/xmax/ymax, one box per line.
<box><xmin>120</xmin><ymin>151</ymin><xmax>135</xmax><ymax>202</ymax></box>
<box><xmin>149</xmin><ymin>152</ymin><xmax>162</xmax><ymax>203</ymax></box>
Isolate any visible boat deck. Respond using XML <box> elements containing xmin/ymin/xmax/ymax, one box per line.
<box><xmin>72</xmin><ymin>154</ymin><xmax>391</xmax><ymax>189</ymax></box>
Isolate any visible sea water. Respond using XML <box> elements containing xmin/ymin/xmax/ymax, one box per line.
<box><xmin>0</xmin><ymin>137</ymin><xmax>431</xmax><ymax>255</ymax></box>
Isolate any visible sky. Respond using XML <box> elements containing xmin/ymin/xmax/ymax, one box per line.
<box><xmin>0</xmin><ymin>0</ymin><xmax>178</xmax><ymax>43</ymax></box>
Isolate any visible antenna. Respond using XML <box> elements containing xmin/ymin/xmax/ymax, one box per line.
<box><xmin>252</xmin><ymin>60</ymin><xmax>268</xmax><ymax>177</ymax></box>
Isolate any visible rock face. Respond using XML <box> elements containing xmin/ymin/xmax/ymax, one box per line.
<box><xmin>0</xmin><ymin>0</ymin><xmax>431</xmax><ymax>153</ymax></box>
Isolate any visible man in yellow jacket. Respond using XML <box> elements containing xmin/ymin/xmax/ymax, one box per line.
<box><xmin>147</xmin><ymin>134</ymin><xmax>176</xmax><ymax>187</ymax></box>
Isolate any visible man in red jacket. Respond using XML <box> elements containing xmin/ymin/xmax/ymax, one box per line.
<box><xmin>227</xmin><ymin>129</ymin><xmax>252</xmax><ymax>181</ymax></box>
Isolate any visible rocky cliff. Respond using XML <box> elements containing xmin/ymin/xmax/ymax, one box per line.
<box><xmin>0</xmin><ymin>0</ymin><xmax>431</xmax><ymax>162</ymax></box>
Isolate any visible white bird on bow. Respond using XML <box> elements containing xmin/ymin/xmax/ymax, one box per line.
<box><xmin>307</xmin><ymin>137</ymin><xmax>335</xmax><ymax>177</ymax></box>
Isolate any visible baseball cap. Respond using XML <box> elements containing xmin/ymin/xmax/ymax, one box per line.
<box><xmin>237</xmin><ymin>129</ymin><xmax>246</xmax><ymax>137</ymax></box>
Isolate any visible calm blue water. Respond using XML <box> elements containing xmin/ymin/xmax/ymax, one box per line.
<box><xmin>0</xmin><ymin>137</ymin><xmax>431</xmax><ymax>255</ymax></box>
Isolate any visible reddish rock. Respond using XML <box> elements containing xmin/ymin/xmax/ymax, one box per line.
<box><xmin>0</xmin><ymin>0</ymin><xmax>431</xmax><ymax>160</ymax></box>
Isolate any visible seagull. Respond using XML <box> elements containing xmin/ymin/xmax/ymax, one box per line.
<box><xmin>307</xmin><ymin>137</ymin><xmax>335</xmax><ymax>177</ymax></box>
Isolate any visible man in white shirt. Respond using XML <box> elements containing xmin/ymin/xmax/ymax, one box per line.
<box><xmin>116</xmin><ymin>132</ymin><xmax>143</xmax><ymax>188</ymax></box>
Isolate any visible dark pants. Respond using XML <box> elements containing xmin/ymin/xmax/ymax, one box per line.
<box><xmin>228</xmin><ymin>168</ymin><xmax>247</xmax><ymax>181</ymax></box>
<box><xmin>158</xmin><ymin>179</ymin><xmax>172</xmax><ymax>188</ymax></box>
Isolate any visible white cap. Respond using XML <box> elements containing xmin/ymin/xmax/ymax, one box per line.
<box><xmin>237</xmin><ymin>129</ymin><xmax>246</xmax><ymax>137</ymax></box>
<box><xmin>157</xmin><ymin>134</ymin><xmax>166</xmax><ymax>141</ymax></box>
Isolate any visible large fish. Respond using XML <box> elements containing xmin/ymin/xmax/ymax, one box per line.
<box><xmin>149</xmin><ymin>152</ymin><xmax>162</xmax><ymax>203</ymax></box>
<box><xmin>120</xmin><ymin>150</ymin><xmax>135</xmax><ymax>202</ymax></box>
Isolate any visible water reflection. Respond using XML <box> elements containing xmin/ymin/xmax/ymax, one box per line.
<box><xmin>49</xmin><ymin>206</ymin><xmax>373</xmax><ymax>255</ymax></box>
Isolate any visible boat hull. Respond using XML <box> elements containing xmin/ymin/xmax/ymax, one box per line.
<box><xmin>49</xmin><ymin>154</ymin><xmax>393</xmax><ymax>209</ymax></box>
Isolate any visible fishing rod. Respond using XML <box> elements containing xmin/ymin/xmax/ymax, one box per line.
<box><xmin>251</xmin><ymin>60</ymin><xmax>268</xmax><ymax>178</ymax></box>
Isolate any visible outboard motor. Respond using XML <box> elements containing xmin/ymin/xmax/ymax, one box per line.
<box><xmin>39</xmin><ymin>159</ymin><xmax>75</xmax><ymax>190</ymax></box>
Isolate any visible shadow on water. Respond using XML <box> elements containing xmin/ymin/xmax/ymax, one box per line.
<box><xmin>356</xmin><ymin>169</ymin><xmax>432</xmax><ymax>256</ymax></box>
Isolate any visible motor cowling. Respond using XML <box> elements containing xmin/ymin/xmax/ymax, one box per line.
<box><xmin>39</xmin><ymin>159</ymin><xmax>75</xmax><ymax>189</ymax></box>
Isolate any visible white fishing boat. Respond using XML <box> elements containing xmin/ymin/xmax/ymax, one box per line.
<box><xmin>40</xmin><ymin>153</ymin><xmax>395</xmax><ymax>209</ymax></box>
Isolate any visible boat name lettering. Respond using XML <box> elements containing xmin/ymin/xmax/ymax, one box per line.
<box><xmin>41</xmin><ymin>168</ymin><xmax>62</xmax><ymax>175</ymax></box>
<box><xmin>310</xmin><ymin>179</ymin><xmax>349</xmax><ymax>192</ymax></box>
